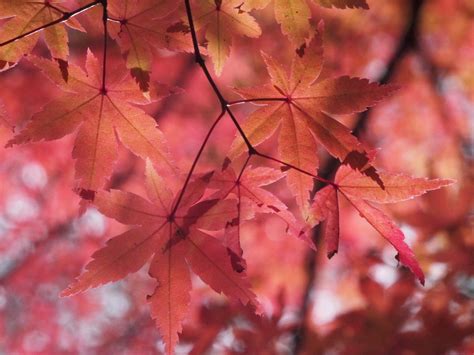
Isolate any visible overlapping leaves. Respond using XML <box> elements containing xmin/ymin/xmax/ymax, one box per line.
<box><xmin>0</xmin><ymin>0</ymin><xmax>85</xmax><ymax>71</ymax></box>
<box><xmin>230</xmin><ymin>23</ymin><xmax>395</xmax><ymax>218</ymax></box>
<box><xmin>310</xmin><ymin>165</ymin><xmax>453</xmax><ymax>284</ymax></box>
<box><xmin>0</xmin><ymin>0</ymin><xmax>457</xmax><ymax>352</ymax></box>
<box><xmin>194</xmin><ymin>0</ymin><xmax>262</xmax><ymax>75</ymax></box>
<box><xmin>243</xmin><ymin>0</ymin><xmax>369</xmax><ymax>47</ymax></box>
<box><xmin>107</xmin><ymin>0</ymin><xmax>194</xmax><ymax>91</ymax></box>
<box><xmin>62</xmin><ymin>161</ymin><xmax>260</xmax><ymax>354</ymax></box>
<box><xmin>7</xmin><ymin>51</ymin><xmax>176</xmax><ymax>194</ymax></box>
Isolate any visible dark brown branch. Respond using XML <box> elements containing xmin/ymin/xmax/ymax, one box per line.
<box><xmin>292</xmin><ymin>1</ymin><xmax>425</xmax><ymax>353</ymax></box>
<box><xmin>181</xmin><ymin>0</ymin><xmax>336</xmax><ymax>213</ymax></box>
<box><xmin>0</xmin><ymin>1</ymin><xmax>101</xmax><ymax>47</ymax></box>
<box><xmin>183</xmin><ymin>0</ymin><xmax>255</xmax><ymax>152</ymax></box>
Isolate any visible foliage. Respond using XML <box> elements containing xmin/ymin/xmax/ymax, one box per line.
<box><xmin>0</xmin><ymin>0</ymin><xmax>472</xmax><ymax>354</ymax></box>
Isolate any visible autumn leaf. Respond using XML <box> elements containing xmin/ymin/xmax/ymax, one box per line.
<box><xmin>7</xmin><ymin>50</ymin><xmax>176</xmax><ymax>195</ymax></box>
<box><xmin>62</xmin><ymin>161</ymin><xmax>258</xmax><ymax>354</ymax></box>
<box><xmin>242</xmin><ymin>0</ymin><xmax>368</xmax><ymax>47</ymax></box>
<box><xmin>193</xmin><ymin>0</ymin><xmax>262</xmax><ymax>75</ymax></box>
<box><xmin>108</xmin><ymin>0</ymin><xmax>194</xmax><ymax>92</ymax></box>
<box><xmin>0</xmin><ymin>0</ymin><xmax>85</xmax><ymax>71</ymax></box>
<box><xmin>310</xmin><ymin>164</ymin><xmax>454</xmax><ymax>284</ymax></box>
<box><xmin>274</xmin><ymin>0</ymin><xmax>312</xmax><ymax>48</ymax></box>
<box><xmin>241</xmin><ymin>0</ymin><xmax>272</xmax><ymax>11</ymax></box>
<box><xmin>148</xmin><ymin>239</ymin><xmax>191</xmax><ymax>354</ymax></box>
<box><xmin>230</xmin><ymin>23</ymin><xmax>395</xmax><ymax>216</ymax></box>
<box><xmin>208</xmin><ymin>162</ymin><xmax>314</xmax><ymax>251</ymax></box>
<box><xmin>310</xmin><ymin>184</ymin><xmax>339</xmax><ymax>258</ymax></box>
<box><xmin>0</xmin><ymin>0</ymin><xmax>469</xmax><ymax>352</ymax></box>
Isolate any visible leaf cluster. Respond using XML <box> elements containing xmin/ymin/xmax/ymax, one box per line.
<box><xmin>0</xmin><ymin>0</ymin><xmax>456</xmax><ymax>353</ymax></box>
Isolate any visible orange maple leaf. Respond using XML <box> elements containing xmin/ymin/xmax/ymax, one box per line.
<box><xmin>230</xmin><ymin>23</ymin><xmax>395</xmax><ymax>217</ymax></box>
<box><xmin>107</xmin><ymin>0</ymin><xmax>194</xmax><ymax>91</ymax></box>
<box><xmin>7</xmin><ymin>50</ymin><xmax>176</xmax><ymax>194</ymax></box>
<box><xmin>0</xmin><ymin>0</ymin><xmax>85</xmax><ymax>70</ymax></box>
<box><xmin>242</xmin><ymin>0</ymin><xmax>369</xmax><ymax>47</ymax></box>
<box><xmin>208</xmin><ymin>162</ymin><xmax>315</xmax><ymax>253</ymax></box>
<box><xmin>193</xmin><ymin>0</ymin><xmax>262</xmax><ymax>75</ymax></box>
<box><xmin>61</xmin><ymin>160</ymin><xmax>259</xmax><ymax>355</ymax></box>
<box><xmin>310</xmin><ymin>164</ymin><xmax>454</xmax><ymax>284</ymax></box>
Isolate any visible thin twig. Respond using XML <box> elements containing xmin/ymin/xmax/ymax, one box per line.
<box><xmin>183</xmin><ymin>0</ymin><xmax>254</xmax><ymax>152</ymax></box>
<box><xmin>0</xmin><ymin>1</ymin><xmax>101</xmax><ymax>47</ymax></box>
<box><xmin>182</xmin><ymin>0</ymin><xmax>335</xmax><ymax>211</ymax></box>
<box><xmin>236</xmin><ymin>155</ymin><xmax>252</xmax><ymax>182</ymax></box>
<box><xmin>171</xmin><ymin>110</ymin><xmax>226</xmax><ymax>215</ymax></box>
<box><xmin>256</xmin><ymin>152</ymin><xmax>336</xmax><ymax>186</ymax></box>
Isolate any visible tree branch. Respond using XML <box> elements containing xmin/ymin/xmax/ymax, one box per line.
<box><xmin>292</xmin><ymin>1</ymin><xmax>426</xmax><ymax>353</ymax></box>
<box><xmin>183</xmin><ymin>0</ymin><xmax>255</xmax><ymax>153</ymax></box>
<box><xmin>0</xmin><ymin>1</ymin><xmax>101</xmax><ymax>48</ymax></box>
<box><xmin>181</xmin><ymin>0</ymin><xmax>335</xmax><ymax>211</ymax></box>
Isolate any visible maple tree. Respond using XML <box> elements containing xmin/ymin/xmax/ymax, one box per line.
<box><xmin>0</xmin><ymin>0</ymin><xmax>472</xmax><ymax>354</ymax></box>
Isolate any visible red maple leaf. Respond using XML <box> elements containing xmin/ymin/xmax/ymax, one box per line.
<box><xmin>310</xmin><ymin>164</ymin><xmax>454</xmax><ymax>284</ymax></box>
<box><xmin>230</xmin><ymin>22</ymin><xmax>395</xmax><ymax>218</ymax></box>
<box><xmin>61</xmin><ymin>160</ymin><xmax>259</xmax><ymax>354</ymax></box>
<box><xmin>7</xmin><ymin>51</ymin><xmax>176</xmax><ymax>195</ymax></box>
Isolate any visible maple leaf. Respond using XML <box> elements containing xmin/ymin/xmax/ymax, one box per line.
<box><xmin>311</xmin><ymin>184</ymin><xmax>339</xmax><ymax>257</ymax></box>
<box><xmin>61</xmin><ymin>160</ymin><xmax>259</xmax><ymax>354</ymax></box>
<box><xmin>0</xmin><ymin>0</ymin><xmax>85</xmax><ymax>71</ymax></box>
<box><xmin>7</xmin><ymin>50</ymin><xmax>176</xmax><ymax>195</ymax></box>
<box><xmin>241</xmin><ymin>0</ymin><xmax>272</xmax><ymax>10</ymax></box>
<box><xmin>193</xmin><ymin>0</ymin><xmax>262</xmax><ymax>75</ymax></box>
<box><xmin>310</xmin><ymin>164</ymin><xmax>454</xmax><ymax>284</ymax></box>
<box><xmin>242</xmin><ymin>0</ymin><xmax>368</xmax><ymax>47</ymax></box>
<box><xmin>208</xmin><ymin>162</ymin><xmax>315</xmax><ymax>253</ymax></box>
<box><xmin>230</xmin><ymin>23</ymin><xmax>395</xmax><ymax>217</ymax></box>
<box><xmin>274</xmin><ymin>0</ymin><xmax>312</xmax><ymax>48</ymax></box>
<box><xmin>108</xmin><ymin>0</ymin><xmax>194</xmax><ymax>92</ymax></box>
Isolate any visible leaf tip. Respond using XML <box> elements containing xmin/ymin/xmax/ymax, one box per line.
<box><xmin>59</xmin><ymin>286</ymin><xmax>76</xmax><ymax>298</ymax></box>
<box><xmin>130</xmin><ymin>67</ymin><xmax>151</xmax><ymax>93</ymax></box>
<box><xmin>439</xmin><ymin>178</ymin><xmax>457</xmax><ymax>187</ymax></box>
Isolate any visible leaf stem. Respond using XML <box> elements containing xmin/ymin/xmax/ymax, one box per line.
<box><xmin>236</xmin><ymin>154</ymin><xmax>252</xmax><ymax>183</ymax></box>
<box><xmin>183</xmin><ymin>0</ymin><xmax>334</xmax><ymax>190</ymax></box>
<box><xmin>0</xmin><ymin>1</ymin><xmax>101</xmax><ymax>47</ymax></box>
<box><xmin>171</xmin><ymin>111</ymin><xmax>226</xmax><ymax>216</ymax></box>
<box><xmin>256</xmin><ymin>152</ymin><xmax>336</xmax><ymax>186</ymax></box>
